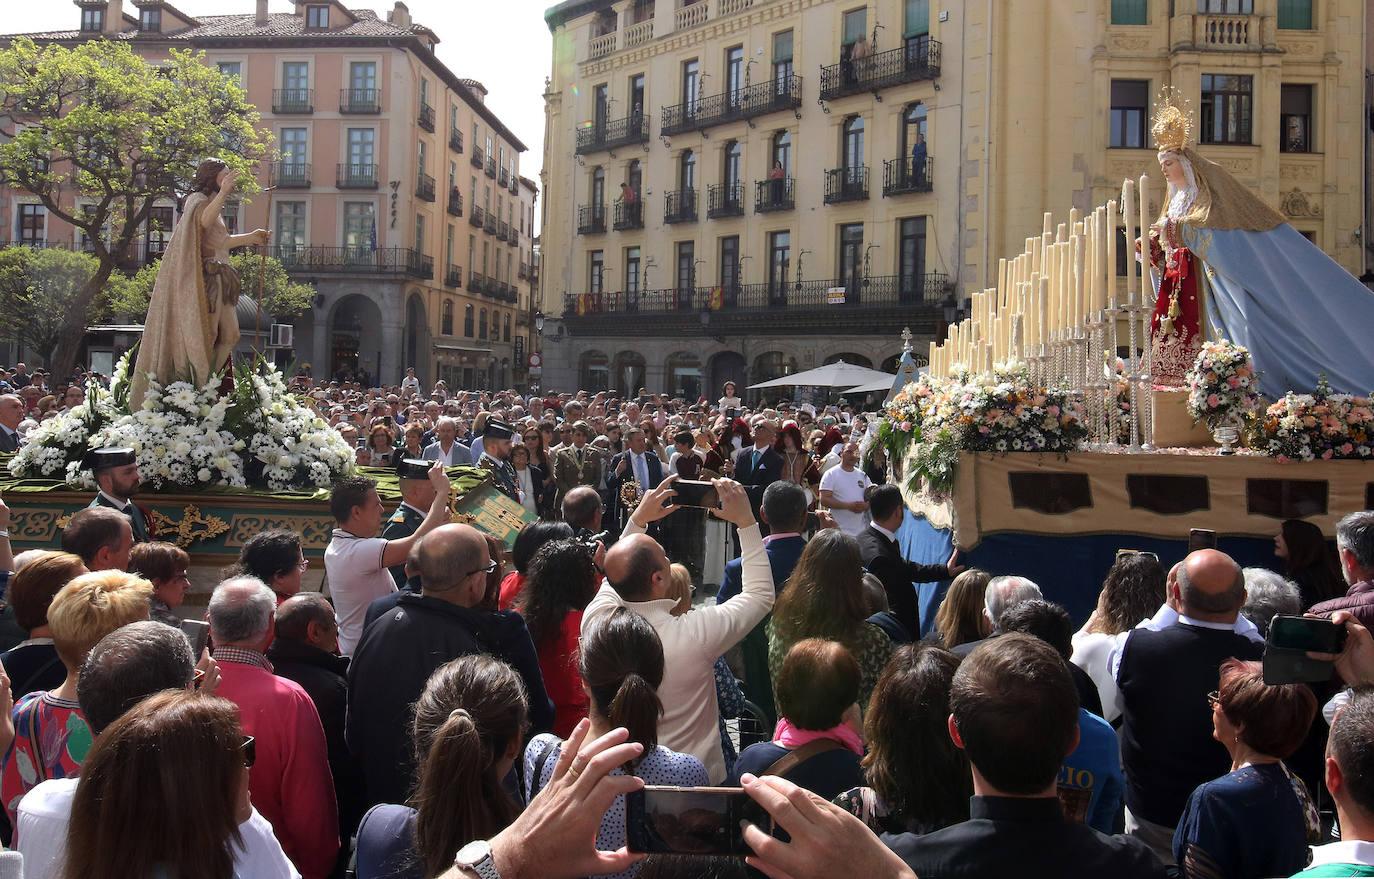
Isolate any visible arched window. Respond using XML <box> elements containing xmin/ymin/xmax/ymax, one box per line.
<box><xmin>441</xmin><ymin>300</ymin><xmax>454</xmax><ymax>336</ymax></box>
<box><xmin>842</xmin><ymin>116</ymin><xmax>865</xmax><ymax>170</ymax></box>
<box><xmin>479</xmin><ymin>308</ymin><xmax>488</xmax><ymax>339</ymax></box>
<box><xmin>901</xmin><ymin>102</ymin><xmax>928</xmax><ymax>156</ymax></box>
<box><xmin>591</xmin><ymin>166</ymin><xmax>605</xmax><ymax>209</ymax></box>
<box><xmin>679</xmin><ymin>149</ymin><xmax>696</xmax><ymax>192</ymax></box>
<box><xmin>723</xmin><ymin>140</ymin><xmax>742</xmax><ymax>188</ymax></box>
<box><xmin>463</xmin><ymin>303</ymin><xmax>474</xmax><ymax>337</ymax></box>
<box><xmin>771</xmin><ymin>130</ymin><xmax>792</xmax><ymax>175</ymax></box>
<box><xmin>504</xmin><ymin>313</ymin><xmax>512</xmax><ymax>342</ymax></box>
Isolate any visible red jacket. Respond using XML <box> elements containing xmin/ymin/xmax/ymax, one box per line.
<box><xmin>1309</xmin><ymin>580</ymin><xmax>1374</xmax><ymax>632</ymax></box>
<box><xmin>216</xmin><ymin>656</ymin><xmax>340</xmax><ymax>879</ymax></box>
<box><xmin>536</xmin><ymin>610</ymin><xmax>589</xmax><ymax>739</ymax></box>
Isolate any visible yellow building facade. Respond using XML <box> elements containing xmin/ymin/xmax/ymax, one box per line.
<box><xmin>539</xmin><ymin>0</ymin><xmax>1365</xmax><ymax>396</ymax></box>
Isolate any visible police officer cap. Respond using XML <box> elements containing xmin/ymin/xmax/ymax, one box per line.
<box><xmin>83</xmin><ymin>447</ymin><xmax>136</xmax><ymax>471</ymax></box>
<box><xmin>483</xmin><ymin>418</ymin><xmax>515</xmax><ymax>440</ymax></box>
<box><xmin>395</xmin><ymin>458</ymin><xmax>431</xmax><ymax>480</ymax></box>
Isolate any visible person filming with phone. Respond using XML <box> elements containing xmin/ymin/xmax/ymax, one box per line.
<box><xmin>583</xmin><ymin>475</ymin><xmax>775</xmax><ymax>784</ymax></box>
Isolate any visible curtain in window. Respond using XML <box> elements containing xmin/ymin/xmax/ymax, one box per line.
<box><xmin>1111</xmin><ymin>0</ymin><xmax>1148</xmax><ymax>24</ymax></box>
<box><xmin>904</xmin><ymin>0</ymin><xmax>930</xmax><ymax>37</ymax></box>
<box><xmin>1277</xmin><ymin>0</ymin><xmax>1312</xmax><ymax>29</ymax></box>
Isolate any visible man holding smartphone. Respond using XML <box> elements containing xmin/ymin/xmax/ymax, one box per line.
<box><xmin>584</xmin><ymin>475</ymin><xmax>774</xmax><ymax>783</ymax></box>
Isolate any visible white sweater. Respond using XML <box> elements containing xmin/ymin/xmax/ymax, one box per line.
<box><xmin>582</xmin><ymin>519</ymin><xmax>774</xmax><ymax>783</ymax></box>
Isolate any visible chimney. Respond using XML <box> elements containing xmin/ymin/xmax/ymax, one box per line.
<box><xmin>104</xmin><ymin>0</ymin><xmax>124</xmax><ymax>34</ymax></box>
<box><xmin>388</xmin><ymin>1</ymin><xmax>411</xmax><ymax>28</ymax></box>
<box><xmin>256</xmin><ymin>0</ymin><xmax>269</xmax><ymax>26</ymax></box>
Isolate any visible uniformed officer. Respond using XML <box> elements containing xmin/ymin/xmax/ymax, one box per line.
<box><xmin>84</xmin><ymin>447</ymin><xmax>150</xmax><ymax>543</ymax></box>
<box><xmin>385</xmin><ymin>457</ymin><xmax>438</xmax><ymax>590</ymax></box>
<box><xmin>477</xmin><ymin>418</ymin><xmax>521</xmax><ymax>504</ymax></box>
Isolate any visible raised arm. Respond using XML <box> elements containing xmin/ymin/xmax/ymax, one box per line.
<box><xmin>380</xmin><ymin>462</ymin><xmax>451</xmax><ymax>567</ymax></box>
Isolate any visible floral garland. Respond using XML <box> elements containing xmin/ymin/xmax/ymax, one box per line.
<box><xmin>1257</xmin><ymin>376</ymin><xmax>1374</xmax><ymax>462</ymax></box>
<box><xmin>1186</xmin><ymin>340</ymin><xmax>1261</xmax><ymax>430</ymax></box>
<box><xmin>9</xmin><ymin>352</ymin><xmax>355</xmax><ymax>491</ymax></box>
<box><xmin>903</xmin><ymin>363</ymin><xmax>1088</xmax><ymax>494</ymax></box>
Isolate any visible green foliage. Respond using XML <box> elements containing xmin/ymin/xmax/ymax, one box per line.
<box><xmin>0</xmin><ymin>246</ymin><xmax>112</xmax><ymax>365</ymax></box>
<box><xmin>104</xmin><ymin>252</ymin><xmax>315</xmax><ymax>321</ymax></box>
<box><xmin>0</xmin><ymin>38</ymin><xmax>271</xmax><ymax>377</ymax></box>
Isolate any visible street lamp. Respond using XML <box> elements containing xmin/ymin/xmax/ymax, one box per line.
<box><xmin>534</xmin><ymin>310</ymin><xmax>545</xmax><ymax>336</ymax></box>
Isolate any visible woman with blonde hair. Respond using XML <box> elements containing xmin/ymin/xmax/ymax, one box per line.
<box><xmin>0</xmin><ymin>570</ymin><xmax>152</xmax><ymax>827</ymax></box>
<box><xmin>933</xmin><ymin>569</ymin><xmax>992</xmax><ymax>651</ymax></box>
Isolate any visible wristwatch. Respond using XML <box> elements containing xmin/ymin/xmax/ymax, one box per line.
<box><xmin>454</xmin><ymin>840</ymin><xmax>501</xmax><ymax>879</ymax></box>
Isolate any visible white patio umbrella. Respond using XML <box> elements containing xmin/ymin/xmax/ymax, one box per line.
<box><xmin>844</xmin><ymin>365</ymin><xmax>927</xmax><ymax>395</ymax></box>
<box><xmin>748</xmin><ymin>360</ymin><xmax>897</xmax><ymax>390</ymax></box>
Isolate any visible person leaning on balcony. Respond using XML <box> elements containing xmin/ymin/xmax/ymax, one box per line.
<box><xmin>769</xmin><ymin>161</ymin><xmax>786</xmax><ymax>204</ymax></box>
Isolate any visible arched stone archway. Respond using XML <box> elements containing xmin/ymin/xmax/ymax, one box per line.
<box><xmin>329</xmin><ymin>294</ymin><xmax>385</xmax><ymax>383</ymax></box>
<box><xmin>707</xmin><ymin>351</ymin><xmax>746</xmax><ymax>401</ymax></box>
<box><xmin>580</xmin><ymin>349</ymin><xmax>610</xmax><ymax>392</ymax></box>
<box><xmin>612</xmin><ymin>351</ymin><xmax>646</xmax><ymax>396</ymax></box>
<box><xmin>665</xmin><ymin>351</ymin><xmax>703</xmax><ymax>400</ymax></box>
<box><xmin>403</xmin><ymin>290</ymin><xmax>430</xmax><ymax>387</ymax></box>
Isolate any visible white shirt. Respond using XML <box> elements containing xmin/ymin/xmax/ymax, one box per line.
<box><xmin>516</xmin><ymin>467</ymin><xmax>538</xmax><ymax>515</ymax></box>
<box><xmin>870</xmin><ymin>522</ymin><xmax>898</xmax><ymax>543</ymax></box>
<box><xmin>819</xmin><ymin>464</ymin><xmax>871</xmax><ymax>535</ymax></box>
<box><xmin>422</xmin><ymin>440</ymin><xmax>465</xmax><ymax>466</ymax></box>
<box><xmin>325</xmin><ymin>529</ymin><xmax>396</xmax><ymax>655</ymax></box>
<box><xmin>97</xmin><ymin>488</ymin><xmax>133</xmax><ymax>512</ymax></box>
<box><xmin>582</xmin><ymin>519</ymin><xmax>774</xmax><ymax>784</ymax></box>
<box><xmin>17</xmin><ymin>778</ymin><xmax>300</xmax><ymax>879</ymax></box>
<box><xmin>1305</xmin><ymin>840</ymin><xmax>1374</xmax><ymax>870</ymax></box>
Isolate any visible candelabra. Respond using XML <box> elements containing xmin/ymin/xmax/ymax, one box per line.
<box><xmin>1122</xmin><ymin>299</ymin><xmax>1144</xmax><ymax>451</ymax></box>
<box><xmin>1104</xmin><ymin>304</ymin><xmax>1124</xmax><ymax>448</ymax></box>
<box><xmin>1138</xmin><ymin>299</ymin><xmax>1156</xmax><ymax>450</ymax></box>
<box><xmin>1084</xmin><ymin>310</ymin><xmax>1108</xmax><ymax>448</ymax></box>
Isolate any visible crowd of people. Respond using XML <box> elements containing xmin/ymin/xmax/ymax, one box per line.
<box><xmin>0</xmin><ymin>367</ymin><xmax>1371</xmax><ymax>879</ymax></box>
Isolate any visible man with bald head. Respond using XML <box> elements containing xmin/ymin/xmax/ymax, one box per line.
<box><xmin>346</xmin><ymin>524</ymin><xmax>552</xmax><ymax>808</ymax></box>
<box><xmin>583</xmin><ymin>475</ymin><xmax>774</xmax><ymax>783</ymax></box>
<box><xmin>1114</xmin><ymin>549</ymin><xmax>1265</xmax><ymax>864</ymax></box>
<box><xmin>0</xmin><ymin>393</ymin><xmax>23</xmax><ymax>451</ymax></box>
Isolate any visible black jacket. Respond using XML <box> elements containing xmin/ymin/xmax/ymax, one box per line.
<box><xmin>345</xmin><ymin>593</ymin><xmax>554</xmax><ymax>809</ymax></box>
<box><xmin>732</xmin><ymin>446</ymin><xmax>783</xmax><ymax>514</ymax></box>
<box><xmin>855</xmin><ymin>525</ymin><xmax>948</xmax><ymax>639</ymax></box>
<box><xmin>886</xmin><ymin>795</ymin><xmax>1167</xmax><ymax>879</ymax></box>
<box><xmin>267</xmin><ymin>637</ymin><xmax>367</xmax><ymax>837</ymax></box>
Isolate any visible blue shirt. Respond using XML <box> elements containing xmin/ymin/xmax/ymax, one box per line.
<box><xmin>1058</xmin><ymin>708</ymin><xmax>1124</xmax><ymax>834</ymax></box>
<box><xmin>1173</xmin><ymin>762</ymin><xmax>1309</xmax><ymax>879</ymax></box>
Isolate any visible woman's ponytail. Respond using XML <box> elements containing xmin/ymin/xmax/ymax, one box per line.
<box><xmin>581</xmin><ymin>608</ymin><xmax>667</xmax><ymax>770</ymax></box>
<box><xmin>608</xmin><ymin>672</ymin><xmax>663</xmax><ymax>765</ymax></box>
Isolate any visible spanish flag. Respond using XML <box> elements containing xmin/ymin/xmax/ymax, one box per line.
<box><xmin>576</xmin><ymin>294</ymin><xmax>588</xmax><ymax>316</ymax></box>
<box><xmin>709</xmin><ymin>286</ymin><xmax>724</xmax><ymax>310</ymax></box>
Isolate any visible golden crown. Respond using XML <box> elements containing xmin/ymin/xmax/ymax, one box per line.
<box><xmin>1151</xmin><ymin>86</ymin><xmax>1194</xmax><ymax>154</ymax></box>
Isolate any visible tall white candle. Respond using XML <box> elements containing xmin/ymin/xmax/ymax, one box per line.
<box><xmin>1106</xmin><ymin>199</ymin><xmax>1118</xmax><ymax>309</ymax></box>
<box><xmin>1139</xmin><ymin>173</ymin><xmax>1151</xmax><ymax>308</ymax></box>
<box><xmin>1122</xmin><ymin>179</ymin><xmax>1137</xmax><ymax>307</ymax></box>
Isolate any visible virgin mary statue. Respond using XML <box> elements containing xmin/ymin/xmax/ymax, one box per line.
<box><xmin>128</xmin><ymin>159</ymin><xmax>269</xmax><ymax>408</ymax></box>
<box><xmin>1145</xmin><ymin>90</ymin><xmax>1374</xmax><ymax>398</ymax></box>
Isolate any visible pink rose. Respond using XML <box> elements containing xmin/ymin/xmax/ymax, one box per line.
<box><xmin>1206</xmin><ymin>394</ymin><xmax>1220</xmax><ymax>408</ymax></box>
<box><xmin>1047</xmin><ymin>405</ymin><xmax>1061</xmax><ymax>417</ymax></box>
<box><xmin>899</xmin><ymin>421</ymin><xmax>912</xmax><ymax>432</ymax></box>
<box><xmin>1322</xmin><ymin>449</ymin><xmax>1335</xmax><ymax>460</ymax></box>
<box><xmin>1341</xmin><ymin>443</ymin><xmax>1354</xmax><ymax>455</ymax></box>
<box><xmin>1227</xmin><ymin>376</ymin><xmax>1241</xmax><ymax>388</ymax></box>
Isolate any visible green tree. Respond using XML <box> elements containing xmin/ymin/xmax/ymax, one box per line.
<box><xmin>106</xmin><ymin>251</ymin><xmax>315</xmax><ymax>322</ymax></box>
<box><xmin>0</xmin><ymin>246</ymin><xmax>114</xmax><ymax>366</ymax></box>
<box><xmin>0</xmin><ymin>38</ymin><xmax>270</xmax><ymax>380</ymax></box>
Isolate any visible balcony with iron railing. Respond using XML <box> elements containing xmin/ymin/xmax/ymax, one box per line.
<box><xmin>665</xmin><ymin>188</ymin><xmax>698</xmax><ymax>224</ymax></box>
<box><xmin>416</xmin><ymin>171</ymin><xmax>436</xmax><ymax>202</ymax></box>
<box><xmin>447</xmin><ymin>188</ymin><xmax>463</xmax><ymax>216</ymax></box>
<box><xmin>445</xmin><ymin>264</ymin><xmax>462</xmax><ymax>288</ymax></box>
<box><xmin>337</xmin><ymin>163</ymin><xmax>379</xmax><ymax>188</ymax></box>
<box><xmin>661</xmin><ymin>74</ymin><xmax>803</xmax><ymax>136</ymax></box>
<box><xmin>819</xmin><ymin>37</ymin><xmax>941</xmax><ymax>101</ymax></box>
<box><xmin>485</xmin><ymin>156</ymin><xmax>497</xmax><ymax>179</ymax></box>
<box><xmin>498</xmin><ymin>167</ymin><xmax>509</xmax><ymax>187</ymax></box>
<box><xmin>450</xmin><ymin>128</ymin><xmax>464</xmax><ymax>153</ymax></box>
<box><xmin>270</xmin><ymin>162</ymin><xmax>311</xmax><ymax>188</ymax></box>
<box><xmin>882</xmin><ymin>155</ymin><xmax>934</xmax><ymax>196</ymax></box>
<box><xmin>500</xmin><ymin>221</ymin><xmax>512</xmax><ymax>242</ymax></box>
<box><xmin>578</xmin><ymin>204</ymin><xmax>607</xmax><ymax>234</ymax></box>
<box><xmin>576</xmin><ymin>112</ymin><xmax>650</xmax><ymax>155</ymax></box>
<box><xmin>518</xmin><ymin>262</ymin><xmax>529</xmax><ymax>279</ymax></box>
<box><xmin>613</xmin><ymin>197</ymin><xmax>643</xmax><ymax>230</ymax></box>
<box><xmin>340</xmin><ymin>88</ymin><xmax>381</xmax><ymax>113</ymax></box>
<box><xmin>471</xmin><ymin>145</ymin><xmax>485</xmax><ymax>168</ymax></box>
<box><xmin>824</xmin><ymin>166</ymin><xmax>868</xmax><ymax>203</ymax></box>
<box><xmin>418</xmin><ymin>102</ymin><xmax>436</xmax><ymax>132</ymax></box>
<box><xmin>755</xmin><ymin>177</ymin><xmax>795</xmax><ymax>212</ymax></box>
<box><xmin>272</xmin><ymin>245</ymin><xmax>423</xmax><ymax>276</ymax></box>
<box><xmin>484</xmin><ymin>212</ymin><xmax>498</xmax><ymax>234</ymax></box>
<box><xmin>707</xmin><ymin>182</ymin><xmax>745</xmax><ymax>219</ymax></box>
<box><xmin>470</xmin><ymin>205</ymin><xmax>484</xmax><ymax>227</ymax></box>
<box><xmin>272</xmin><ymin>88</ymin><xmax>313</xmax><ymax>113</ymax></box>
<box><xmin>409</xmin><ymin>252</ymin><xmax>435</xmax><ymax>280</ymax></box>
<box><xmin>469</xmin><ymin>271</ymin><xmax>488</xmax><ymax>294</ymax></box>
<box><xmin>562</xmin><ymin>271</ymin><xmax>950</xmax><ymax>334</ymax></box>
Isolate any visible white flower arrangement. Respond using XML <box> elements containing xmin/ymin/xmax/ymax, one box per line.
<box><xmin>9</xmin><ymin>353</ymin><xmax>355</xmax><ymax>492</ymax></box>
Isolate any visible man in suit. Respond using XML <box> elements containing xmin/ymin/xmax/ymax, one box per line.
<box><xmin>857</xmin><ymin>484</ymin><xmax>962</xmax><ymax>640</ymax></box>
<box><xmin>551</xmin><ymin>421</ymin><xmax>601</xmax><ymax>507</ymax></box>
<box><xmin>732</xmin><ymin>421</ymin><xmax>783</xmax><ymax>527</ymax></box>
<box><xmin>717</xmin><ymin>480</ymin><xmax>812</xmax><ymax>725</ymax></box>
<box><xmin>0</xmin><ymin>394</ymin><xmax>23</xmax><ymax>452</ymax></box>
<box><xmin>422</xmin><ymin>417</ymin><xmax>466</xmax><ymax>466</ymax></box>
<box><xmin>607</xmin><ymin>427</ymin><xmax>664</xmax><ymax>533</ymax></box>
<box><xmin>85</xmin><ymin>447</ymin><xmax>151</xmax><ymax>543</ymax></box>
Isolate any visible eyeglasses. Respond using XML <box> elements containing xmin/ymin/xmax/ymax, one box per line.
<box><xmin>1206</xmin><ymin>690</ymin><xmax>1221</xmax><ymax>708</ymax></box>
<box><xmin>297</xmin><ymin>558</ymin><xmax>310</xmax><ymax>571</ymax></box>
<box><xmin>241</xmin><ymin>735</ymin><xmax>256</xmax><ymax>768</ymax></box>
<box><xmin>466</xmin><ymin>559</ymin><xmax>500</xmax><ymax>578</ymax></box>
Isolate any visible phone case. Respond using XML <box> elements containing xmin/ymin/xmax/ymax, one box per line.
<box><xmin>1262</xmin><ymin>646</ymin><xmax>1335</xmax><ymax>685</ymax></box>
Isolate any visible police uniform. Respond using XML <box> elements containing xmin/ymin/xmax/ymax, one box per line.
<box><xmin>384</xmin><ymin>458</ymin><xmax>432</xmax><ymax>591</ymax></box>
<box><xmin>478</xmin><ymin>418</ymin><xmax>521</xmax><ymax>504</ymax></box>
<box><xmin>84</xmin><ymin>448</ymin><xmax>151</xmax><ymax>543</ymax></box>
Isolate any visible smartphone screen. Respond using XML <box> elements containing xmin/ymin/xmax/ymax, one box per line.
<box><xmin>179</xmin><ymin>619</ymin><xmax>210</xmax><ymax>657</ymax></box>
<box><xmin>1268</xmin><ymin>615</ymin><xmax>1347</xmax><ymax>654</ymax></box>
<box><xmin>626</xmin><ymin>786</ymin><xmax>769</xmax><ymax>856</ymax></box>
<box><xmin>1188</xmin><ymin>528</ymin><xmax>1218</xmax><ymax>552</ymax></box>
<box><xmin>672</xmin><ymin>480</ymin><xmax>721</xmax><ymax>509</ymax></box>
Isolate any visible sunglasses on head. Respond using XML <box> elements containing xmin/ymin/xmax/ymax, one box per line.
<box><xmin>1115</xmin><ymin>549</ymin><xmax>1160</xmax><ymax>562</ymax></box>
